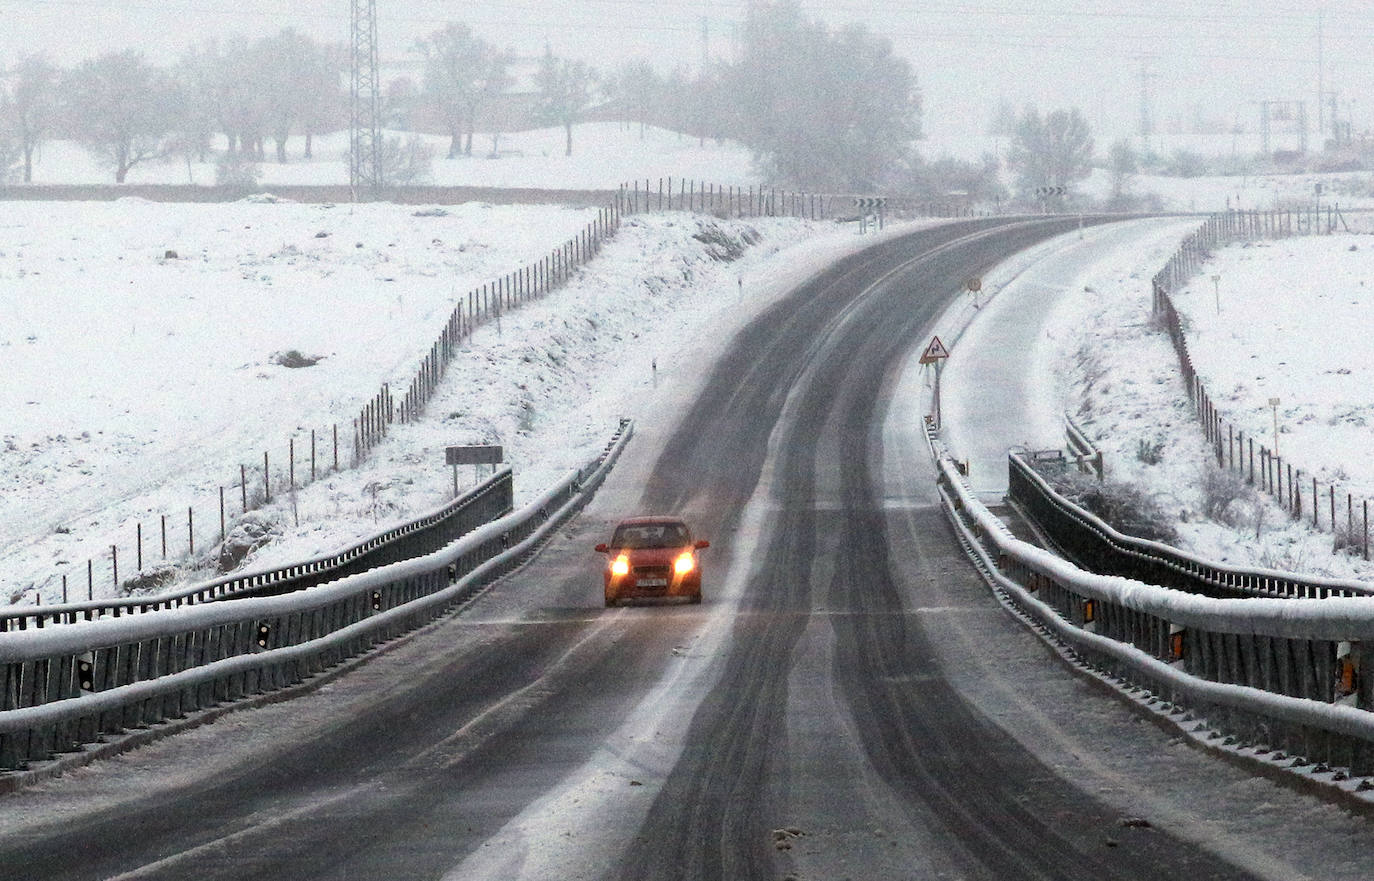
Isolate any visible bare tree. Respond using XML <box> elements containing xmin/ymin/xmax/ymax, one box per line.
<box><xmin>987</xmin><ymin>98</ymin><xmax>1017</xmax><ymax>138</ymax></box>
<box><xmin>1108</xmin><ymin>139</ymin><xmax>1138</xmax><ymax>203</ymax></box>
<box><xmin>6</xmin><ymin>56</ymin><xmax>57</xmax><ymax>183</ymax></box>
<box><xmin>724</xmin><ymin>2</ymin><xmax>920</xmax><ymax>191</ymax></box>
<box><xmin>255</xmin><ymin>29</ymin><xmax>337</xmax><ymax>163</ymax></box>
<box><xmin>213</xmin><ymin>36</ymin><xmax>271</xmax><ymax>159</ymax></box>
<box><xmin>299</xmin><ymin>42</ymin><xmax>345</xmax><ymax>159</ymax></box>
<box><xmin>1007</xmin><ymin>106</ymin><xmax>1094</xmax><ymax>202</ymax></box>
<box><xmin>535</xmin><ymin>46</ymin><xmax>597</xmax><ymax>157</ymax></box>
<box><xmin>174</xmin><ymin>44</ymin><xmax>218</xmax><ymax>166</ymax></box>
<box><xmin>383</xmin><ymin>75</ymin><xmax>421</xmax><ymax>130</ymax></box>
<box><xmin>615</xmin><ymin>59</ymin><xmax>660</xmax><ymax>138</ymax></box>
<box><xmin>64</xmin><ymin>51</ymin><xmax>178</xmax><ymax>183</ymax></box>
<box><xmin>0</xmin><ymin>101</ymin><xmax>20</xmax><ymax>183</ymax></box>
<box><xmin>417</xmin><ymin>24</ymin><xmax>505</xmax><ymax>159</ymax></box>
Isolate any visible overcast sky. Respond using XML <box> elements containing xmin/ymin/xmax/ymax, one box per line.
<box><xmin>1</xmin><ymin>0</ymin><xmax>1371</xmax><ymax>151</ymax></box>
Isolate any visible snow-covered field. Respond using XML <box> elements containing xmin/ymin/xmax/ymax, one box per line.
<box><xmin>1046</xmin><ymin>228</ymin><xmax>1374</xmax><ymax>581</ymax></box>
<box><xmin>21</xmin><ymin>120</ymin><xmax>1374</xmax><ymax>215</ymax></box>
<box><xmin>1084</xmin><ymin>167</ymin><xmax>1374</xmax><ymax>214</ymax></box>
<box><xmin>10</xmin><ymin>109</ymin><xmax>1374</xmax><ymax>603</ymax></box>
<box><xmin>0</xmin><ymin>191</ymin><xmax>912</xmax><ymax>605</ymax></box>
<box><xmin>20</xmin><ymin>123</ymin><xmax>761</xmax><ymax>191</ymax></box>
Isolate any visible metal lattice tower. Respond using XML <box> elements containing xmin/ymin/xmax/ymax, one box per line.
<box><xmin>349</xmin><ymin>0</ymin><xmax>382</xmax><ymax>199</ymax></box>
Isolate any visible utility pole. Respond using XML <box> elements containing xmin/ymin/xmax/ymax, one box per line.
<box><xmin>1317</xmin><ymin>9</ymin><xmax>1324</xmax><ymax>142</ymax></box>
<box><xmin>349</xmin><ymin>0</ymin><xmax>382</xmax><ymax>200</ymax></box>
<box><xmin>1136</xmin><ymin>57</ymin><xmax>1158</xmax><ymax>152</ymax></box>
<box><xmin>699</xmin><ymin>16</ymin><xmax>709</xmax><ymax>148</ymax></box>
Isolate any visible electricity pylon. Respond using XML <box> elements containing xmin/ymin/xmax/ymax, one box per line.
<box><xmin>349</xmin><ymin>0</ymin><xmax>382</xmax><ymax>199</ymax></box>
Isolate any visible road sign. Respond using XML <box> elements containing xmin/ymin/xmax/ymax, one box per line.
<box><xmin>1034</xmin><ymin>186</ymin><xmax>1067</xmax><ymax>197</ymax></box>
<box><xmin>966</xmin><ymin>277</ymin><xmax>982</xmax><ymax>293</ymax></box>
<box><xmin>919</xmin><ymin>335</ymin><xmax>950</xmax><ymax>364</ymax></box>
<box><xmin>854</xmin><ymin>197</ymin><xmax>887</xmax><ymax>209</ymax></box>
<box><xmin>447</xmin><ymin>444</ymin><xmax>503</xmax><ymax>496</ymax></box>
<box><xmin>445</xmin><ymin>445</ymin><xmax>503</xmax><ymax>466</ymax></box>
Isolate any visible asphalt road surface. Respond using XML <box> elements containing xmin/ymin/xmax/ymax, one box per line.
<box><xmin>6</xmin><ymin>218</ymin><xmax>1358</xmax><ymax>881</ymax></box>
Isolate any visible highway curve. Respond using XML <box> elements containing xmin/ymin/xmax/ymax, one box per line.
<box><xmin>2</xmin><ymin>218</ymin><xmax>1332</xmax><ymax>881</ymax></box>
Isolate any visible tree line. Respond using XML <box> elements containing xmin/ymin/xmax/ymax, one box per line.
<box><xmin>0</xmin><ymin>0</ymin><xmax>1115</xmax><ymax>207</ymax></box>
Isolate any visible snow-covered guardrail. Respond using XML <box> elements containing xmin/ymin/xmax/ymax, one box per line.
<box><xmin>937</xmin><ymin>449</ymin><xmax>1374</xmax><ymax>776</ymax></box>
<box><xmin>0</xmin><ymin>420</ymin><xmax>633</xmax><ymax>773</ymax></box>
<box><xmin>1008</xmin><ymin>451</ymin><xmax>1374</xmax><ymax>600</ymax></box>
<box><xmin>1063</xmin><ymin>413</ymin><xmax>1102</xmax><ymax>480</ymax></box>
<box><xmin>1</xmin><ymin>468</ymin><xmax>516</xmax><ymax>633</ymax></box>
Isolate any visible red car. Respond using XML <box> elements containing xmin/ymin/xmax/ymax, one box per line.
<box><xmin>595</xmin><ymin>517</ymin><xmax>710</xmax><ymax>606</ymax></box>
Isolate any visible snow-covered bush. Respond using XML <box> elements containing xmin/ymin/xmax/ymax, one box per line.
<box><xmin>216</xmin><ymin>151</ymin><xmax>263</xmax><ymax>188</ymax></box>
<box><xmin>218</xmin><ymin>510</ymin><xmax>283</xmax><ymax>571</ymax></box>
<box><xmin>1135</xmin><ymin>437</ymin><xmax>1165</xmax><ymax>465</ymax></box>
<box><xmin>1199</xmin><ymin>463</ymin><xmax>1254</xmax><ymax>527</ymax></box>
<box><xmin>1039</xmin><ymin>467</ymin><xmax>1179</xmax><ymax>544</ymax></box>
<box><xmin>120</xmin><ymin>562</ymin><xmax>179</xmax><ymax>596</ymax></box>
<box><xmin>691</xmin><ymin>220</ymin><xmax>761</xmax><ymax>262</ymax></box>
<box><xmin>380</xmin><ymin>135</ymin><xmax>435</xmax><ymax>186</ymax></box>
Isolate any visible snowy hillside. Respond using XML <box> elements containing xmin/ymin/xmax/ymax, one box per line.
<box><xmin>0</xmin><ymin>195</ymin><xmax>896</xmax><ymax>606</ymax></box>
<box><xmin>1046</xmin><ymin>229</ymin><xmax>1374</xmax><ymax>581</ymax></box>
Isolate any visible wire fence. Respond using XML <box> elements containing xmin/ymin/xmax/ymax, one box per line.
<box><xmin>1150</xmin><ymin>205</ymin><xmax>1374</xmax><ymax>559</ymax></box>
<box><xmin>614</xmin><ymin>176</ymin><xmax>980</xmax><ymax>221</ymax></box>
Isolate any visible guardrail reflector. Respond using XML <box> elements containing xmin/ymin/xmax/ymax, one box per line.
<box><xmin>77</xmin><ymin>653</ymin><xmax>95</xmax><ymax>692</ymax></box>
<box><xmin>371</xmin><ymin>590</ymin><xmax>383</xmax><ymax>611</ymax></box>
<box><xmin>1170</xmin><ymin>624</ymin><xmax>1185</xmax><ymax>661</ymax></box>
<box><xmin>1338</xmin><ymin>641</ymin><xmax>1357</xmax><ymax>696</ymax></box>
<box><xmin>256</xmin><ymin>622</ymin><xmax>271</xmax><ymax>650</ymax></box>
<box><xmin>1082</xmin><ymin>599</ymin><xmax>1095</xmax><ymax>623</ymax></box>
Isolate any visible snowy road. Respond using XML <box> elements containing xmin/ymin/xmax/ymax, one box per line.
<box><xmin>4</xmin><ymin>218</ymin><xmax>1373</xmax><ymax>881</ymax></box>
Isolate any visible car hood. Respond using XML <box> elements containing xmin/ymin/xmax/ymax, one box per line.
<box><xmin>619</xmin><ymin>547</ymin><xmax>688</xmax><ymax>565</ymax></box>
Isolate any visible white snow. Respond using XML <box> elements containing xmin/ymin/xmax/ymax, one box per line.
<box><xmin>0</xmin><ymin>188</ymin><xmax>923</xmax><ymax>607</ymax></box>
<box><xmin>1041</xmin><ymin>224</ymin><xmax>1374</xmax><ymax>582</ymax></box>
<box><xmin>0</xmin><ymin>198</ymin><xmax>593</xmax><ymax>603</ymax></box>
<box><xmin>20</xmin><ymin>124</ymin><xmax>760</xmax><ymax>191</ymax></box>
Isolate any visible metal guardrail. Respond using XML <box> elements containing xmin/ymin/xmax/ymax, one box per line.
<box><xmin>0</xmin><ymin>420</ymin><xmax>633</xmax><ymax>772</ymax></box>
<box><xmin>2</xmin><ymin>469</ymin><xmax>517</xmax><ymax>632</ymax></box>
<box><xmin>1007</xmin><ymin>451</ymin><xmax>1374</xmax><ymax>600</ymax></box>
<box><xmin>938</xmin><ymin>451</ymin><xmax>1374</xmax><ymax>776</ymax></box>
<box><xmin>1063</xmin><ymin>412</ymin><xmax>1103</xmax><ymax>480</ymax></box>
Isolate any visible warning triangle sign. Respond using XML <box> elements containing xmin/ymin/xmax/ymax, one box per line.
<box><xmin>918</xmin><ymin>335</ymin><xmax>950</xmax><ymax>364</ymax></box>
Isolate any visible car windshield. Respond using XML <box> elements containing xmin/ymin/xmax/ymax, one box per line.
<box><xmin>612</xmin><ymin>523</ymin><xmax>691</xmax><ymax>549</ymax></box>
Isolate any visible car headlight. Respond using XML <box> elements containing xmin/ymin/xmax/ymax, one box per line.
<box><xmin>610</xmin><ymin>555</ymin><xmax>630</xmax><ymax>577</ymax></box>
<box><xmin>674</xmin><ymin>552</ymin><xmax>695</xmax><ymax>575</ymax></box>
